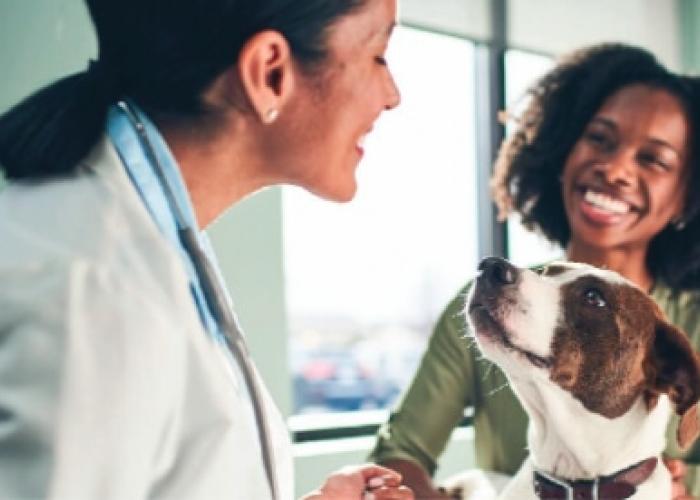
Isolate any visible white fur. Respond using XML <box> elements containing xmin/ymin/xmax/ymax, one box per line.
<box><xmin>500</xmin><ymin>268</ymin><xmax>560</xmax><ymax>358</ymax></box>
<box><xmin>441</xmin><ymin>470</ymin><xmax>509</xmax><ymax>500</ymax></box>
<box><xmin>499</xmin><ymin>383</ymin><xmax>671</xmax><ymax>499</ymax></box>
<box><xmin>461</xmin><ymin>261</ymin><xmax>671</xmax><ymax>500</ymax></box>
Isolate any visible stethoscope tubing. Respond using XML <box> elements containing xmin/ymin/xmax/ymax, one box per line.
<box><xmin>116</xmin><ymin>101</ymin><xmax>279</xmax><ymax>499</ymax></box>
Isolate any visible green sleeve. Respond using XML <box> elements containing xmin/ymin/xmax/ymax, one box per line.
<box><xmin>654</xmin><ymin>285</ymin><xmax>700</xmax><ymax>495</ymax></box>
<box><xmin>368</xmin><ymin>284</ymin><xmax>477</xmax><ymax>475</ymax></box>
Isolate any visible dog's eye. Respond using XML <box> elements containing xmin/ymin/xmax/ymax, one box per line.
<box><xmin>583</xmin><ymin>288</ymin><xmax>607</xmax><ymax>308</ymax></box>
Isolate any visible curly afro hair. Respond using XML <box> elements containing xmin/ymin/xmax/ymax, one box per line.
<box><xmin>491</xmin><ymin>43</ymin><xmax>700</xmax><ymax>291</ymax></box>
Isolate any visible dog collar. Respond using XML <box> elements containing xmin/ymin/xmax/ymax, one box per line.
<box><xmin>532</xmin><ymin>457</ymin><xmax>658</xmax><ymax>500</ymax></box>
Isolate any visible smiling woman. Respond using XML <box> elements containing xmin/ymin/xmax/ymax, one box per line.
<box><xmin>560</xmin><ymin>84</ymin><xmax>690</xmax><ymax>292</ymax></box>
<box><xmin>257</xmin><ymin>0</ymin><xmax>400</xmax><ymax>203</ymax></box>
<box><xmin>492</xmin><ymin>44</ymin><xmax>700</xmax><ymax>291</ymax></box>
<box><xmin>0</xmin><ymin>0</ymin><xmax>411</xmax><ymax>499</ymax></box>
<box><xmin>370</xmin><ymin>43</ymin><xmax>700</xmax><ymax>499</ymax></box>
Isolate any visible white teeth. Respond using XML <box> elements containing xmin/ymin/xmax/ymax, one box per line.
<box><xmin>584</xmin><ymin>189</ymin><xmax>630</xmax><ymax>215</ymax></box>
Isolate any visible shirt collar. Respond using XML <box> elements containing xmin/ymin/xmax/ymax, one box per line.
<box><xmin>106</xmin><ymin>101</ymin><xmax>200</xmax><ymax>235</ymax></box>
<box><xmin>105</xmin><ymin>100</ymin><xmax>226</xmax><ymax>340</ymax></box>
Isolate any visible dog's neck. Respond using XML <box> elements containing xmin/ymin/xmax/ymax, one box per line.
<box><xmin>510</xmin><ymin>373</ymin><xmax>670</xmax><ymax>480</ymax></box>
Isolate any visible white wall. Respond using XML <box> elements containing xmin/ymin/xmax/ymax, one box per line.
<box><xmin>508</xmin><ymin>0</ymin><xmax>682</xmax><ymax>69</ymax></box>
<box><xmin>679</xmin><ymin>0</ymin><xmax>700</xmax><ymax>72</ymax></box>
<box><xmin>400</xmin><ymin>0</ymin><xmax>681</xmax><ymax>68</ymax></box>
<box><xmin>0</xmin><ymin>0</ymin><xmax>96</xmax><ymax>112</ymax></box>
<box><xmin>400</xmin><ymin>0</ymin><xmax>491</xmax><ymax>40</ymax></box>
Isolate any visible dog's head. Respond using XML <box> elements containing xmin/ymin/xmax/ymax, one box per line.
<box><xmin>467</xmin><ymin>257</ymin><xmax>700</xmax><ymax>448</ymax></box>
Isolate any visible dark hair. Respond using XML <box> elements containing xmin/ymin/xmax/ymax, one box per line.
<box><xmin>0</xmin><ymin>0</ymin><xmax>367</xmax><ymax>180</ymax></box>
<box><xmin>491</xmin><ymin>43</ymin><xmax>700</xmax><ymax>290</ymax></box>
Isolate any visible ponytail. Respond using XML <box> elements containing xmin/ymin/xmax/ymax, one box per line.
<box><xmin>0</xmin><ymin>61</ymin><xmax>120</xmax><ymax>180</ymax></box>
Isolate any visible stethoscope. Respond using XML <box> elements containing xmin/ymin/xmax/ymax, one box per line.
<box><xmin>116</xmin><ymin>101</ymin><xmax>279</xmax><ymax>499</ymax></box>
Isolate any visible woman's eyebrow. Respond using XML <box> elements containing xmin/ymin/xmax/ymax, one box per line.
<box><xmin>589</xmin><ymin>117</ymin><xmax>617</xmax><ymax>130</ymax></box>
<box><xmin>362</xmin><ymin>21</ymin><xmax>396</xmax><ymax>46</ymax></box>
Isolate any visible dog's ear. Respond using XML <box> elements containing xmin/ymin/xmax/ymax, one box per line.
<box><xmin>646</xmin><ymin>320</ymin><xmax>700</xmax><ymax>449</ymax></box>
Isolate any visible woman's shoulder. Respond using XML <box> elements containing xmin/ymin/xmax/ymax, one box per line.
<box><xmin>652</xmin><ymin>281</ymin><xmax>700</xmax><ymax>343</ymax></box>
<box><xmin>652</xmin><ymin>281</ymin><xmax>700</xmax><ymax>308</ymax></box>
<box><xmin>1</xmin><ymin>137</ymin><xmax>181</xmax><ymax>282</ymax></box>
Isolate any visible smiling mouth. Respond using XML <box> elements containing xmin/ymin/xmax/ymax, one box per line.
<box><xmin>583</xmin><ymin>189</ymin><xmax>631</xmax><ymax>214</ymax></box>
<box><xmin>356</xmin><ymin>135</ymin><xmax>366</xmax><ymax>155</ymax></box>
<box><xmin>469</xmin><ymin>304</ymin><xmax>552</xmax><ymax>369</ymax></box>
<box><xmin>356</xmin><ymin>127</ymin><xmax>374</xmax><ymax>153</ymax></box>
<box><xmin>574</xmin><ymin>186</ymin><xmax>644</xmax><ymax>225</ymax></box>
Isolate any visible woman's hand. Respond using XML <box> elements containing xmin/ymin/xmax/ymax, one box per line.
<box><xmin>301</xmin><ymin>464</ymin><xmax>414</xmax><ymax>500</ymax></box>
<box><xmin>663</xmin><ymin>457</ymin><xmax>695</xmax><ymax>500</ymax></box>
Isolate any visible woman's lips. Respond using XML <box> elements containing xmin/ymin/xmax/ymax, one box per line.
<box><xmin>355</xmin><ymin>133</ymin><xmax>368</xmax><ymax>158</ymax></box>
<box><xmin>576</xmin><ymin>188</ymin><xmax>635</xmax><ymax>226</ymax></box>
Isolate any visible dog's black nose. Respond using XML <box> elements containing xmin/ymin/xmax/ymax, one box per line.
<box><xmin>478</xmin><ymin>257</ymin><xmax>519</xmax><ymax>286</ymax></box>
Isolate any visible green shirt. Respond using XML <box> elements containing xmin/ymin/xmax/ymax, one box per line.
<box><xmin>369</xmin><ymin>278</ymin><xmax>700</xmax><ymax>493</ymax></box>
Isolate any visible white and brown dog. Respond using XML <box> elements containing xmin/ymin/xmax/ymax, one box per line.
<box><xmin>457</xmin><ymin>257</ymin><xmax>700</xmax><ymax>500</ymax></box>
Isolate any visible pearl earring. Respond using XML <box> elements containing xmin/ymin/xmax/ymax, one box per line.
<box><xmin>264</xmin><ymin>108</ymin><xmax>279</xmax><ymax>124</ymax></box>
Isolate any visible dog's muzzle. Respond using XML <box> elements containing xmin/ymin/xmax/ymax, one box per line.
<box><xmin>468</xmin><ymin>257</ymin><xmax>552</xmax><ymax>368</ymax></box>
<box><xmin>469</xmin><ymin>257</ymin><xmax>521</xmax><ymax>314</ymax></box>
<box><xmin>478</xmin><ymin>256</ymin><xmax>520</xmax><ymax>289</ymax></box>
<box><xmin>468</xmin><ymin>257</ymin><xmax>521</xmax><ymax>337</ymax></box>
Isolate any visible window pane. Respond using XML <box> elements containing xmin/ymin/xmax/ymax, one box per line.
<box><xmin>283</xmin><ymin>26</ymin><xmax>477</xmax><ymax>415</ymax></box>
<box><xmin>504</xmin><ymin>50</ymin><xmax>564</xmax><ymax>267</ymax></box>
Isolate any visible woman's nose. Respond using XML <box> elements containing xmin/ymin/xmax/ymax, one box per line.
<box><xmin>596</xmin><ymin>153</ymin><xmax>636</xmax><ymax>187</ymax></box>
<box><xmin>384</xmin><ymin>72</ymin><xmax>401</xmax><ymax>111</ymax></box>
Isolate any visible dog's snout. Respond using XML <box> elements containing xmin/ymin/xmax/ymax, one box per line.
<box><xmin>478</xmin><ymin>257</ymin><xmax>519</xmax><ymax>287</ymax></box>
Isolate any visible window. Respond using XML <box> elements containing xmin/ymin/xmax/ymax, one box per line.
<box><xmin>283</xmin><ymin>26</ymin><xmax>478</xmax><ymax>416</ymax></box>
<box><xmin>503</xmin><ymin>49</ymin><xmax>563</xmax><ymax>267</ymax></box>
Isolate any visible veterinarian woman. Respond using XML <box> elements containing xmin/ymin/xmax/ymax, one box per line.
<box><xmin>370</xmin><ymin>43</ymin><xmax>700</xmax><ymax>500</ymax></box>
<box><xmin>0</xmin><ymin>1</ymin><xmax>413</xmax><ymax>499</ymax></box>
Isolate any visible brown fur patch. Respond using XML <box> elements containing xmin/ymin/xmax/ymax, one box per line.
<box><xmin>552</xmin><ymin>274</ymin><xmax>700</xmax><ymax>442</ymax></box>
<box><xmin>552</xmin><ymin>277</ymin><xmax>657</xmax><ymax>418</ymax></box>
<box><xmin>550</xmin><ymin>339</ymin><xmax>583</xmax><ymax>389</ymax></box>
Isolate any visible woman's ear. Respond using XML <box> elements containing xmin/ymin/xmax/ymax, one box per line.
<box><xmin>237</xmin><ymin>30</ymin><xmax>295</xmax><ymax>124</ymax></box>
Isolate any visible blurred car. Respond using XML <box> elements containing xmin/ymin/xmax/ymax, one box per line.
<box><xmin>293</xmin><ymin>350</ymin><xmax>399</xmax><ymax>413</ymax></box>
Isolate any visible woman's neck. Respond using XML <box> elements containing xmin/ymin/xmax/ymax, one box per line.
<box><xmin>566</xmin><ymin>241</ymin><xmax>654</xmax><ymax>292</ymax></box>
<box><xmin>161</xmin><ymin>119</ymin><xmax>273</xmax><ymax>229</ymax></box>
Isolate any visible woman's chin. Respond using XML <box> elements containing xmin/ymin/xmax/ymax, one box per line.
<box><xmin>307</xmin><ymin>181</ymin><xmax>357</xmax><ymax>203</ymax></box>
<box><xmin>570</xmin><ymin>224</ymin><xmax>631</xmax><ymax>251</ymax></box>
<box><xmin>569</xmin><ymin>206</ymin><xmax>636</xmax><ymax>238</ymax></box>
<box><xmin>329</xmin><ymin>186</ymin><xmax>357</xmax><ymax>203</ymax></box>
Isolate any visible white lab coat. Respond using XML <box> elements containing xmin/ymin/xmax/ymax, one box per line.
<box><xmin>0</xmin><ymin>138</ymin><xmax>294</xmax><ymax>499</ymax></box>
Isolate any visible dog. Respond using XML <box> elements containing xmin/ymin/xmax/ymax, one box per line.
<box><xmin>452</xmin><ymin>257</ymin><xmax>700</xmax><ymax>500</ymax></box>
